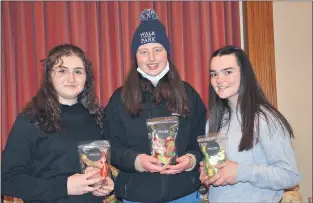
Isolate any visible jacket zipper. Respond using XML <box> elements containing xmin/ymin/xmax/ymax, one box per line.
<box><xmin>147</xmin><ymin>97</ymin><xmax>167</xmax><ymax>200</ymax></box>
<box><xmin>162</xmin><ymin>175</ymin><xmax>166</xmax><ymax>199</ymax></box>
<box><xmin>124</xmin><ymin>173</ymin><xmax>132</xmax><ymax>197</ymax></box>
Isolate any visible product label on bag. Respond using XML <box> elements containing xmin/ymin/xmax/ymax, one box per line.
<box><xmin>87</xmin><ymin>148</ymin><xmax>102</xmax><ymax>161</ymax></box>
<box><xmin>205</xmin><ymin>141</ymin><xmax>220</xmax><ymax>156</ymax></box>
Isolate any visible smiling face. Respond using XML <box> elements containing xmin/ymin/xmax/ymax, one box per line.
<box><xmin>209</xmin><ymin>54</ymin><xmax>241</xmax><ymax>107</ymax></box>
<box><xmin>136</xmin><ymin>43</ymin><xmax>168</xmax><ymax>76</ymax></box>
<box><xmin>51</xmin><ymin>55</ymin><xmax>86</xmax><ymax>105</ymax></box>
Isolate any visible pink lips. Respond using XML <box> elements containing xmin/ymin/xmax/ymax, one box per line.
<box><xmin>147</xmin><ymin>64</ymin><xmax>159</xmax><ymax>70</ymax></box>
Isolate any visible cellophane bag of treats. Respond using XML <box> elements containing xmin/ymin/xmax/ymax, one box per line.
<box><xmin>146</xmin><ymin>116</ymin><xmax>179</xmax><ymax>165</ymax></box>
<box><xmin>78</xmin><ymin>140</ymin><xmax>111</xmax><ymax>186</ymax></box>
<box><xmin>197</xmin><ymin>133</ymin><xmax>227</xmax><ymax>177</ymax></box>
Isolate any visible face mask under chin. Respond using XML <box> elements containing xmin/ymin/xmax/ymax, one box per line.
<box><xmin>137</xmin><ymin>61</ymin><xmax>170</xmax><ymax>87</ymax></box>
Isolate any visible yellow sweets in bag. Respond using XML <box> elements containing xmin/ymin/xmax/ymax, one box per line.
<box><xmin>197</xmin><ymin>133</ymin><xmax>227</xmax><ymax>177</ymax></box>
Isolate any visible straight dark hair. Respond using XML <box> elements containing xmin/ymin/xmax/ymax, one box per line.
<box><xmin>121</xmin><ymin>57</ymin><xmax>190</xmax><ymax>116</ymax></box>
<box><xmin>208</xmin><ymin>45</ymin><xmax>294</xmax><ymax>151</ymax></box>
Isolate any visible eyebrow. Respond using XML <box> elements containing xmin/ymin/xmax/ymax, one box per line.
<box><xmin>58</xmin><ymin>65</ymin><xmax>85</xmax><ymax>70</ymax></box>
<box><xmin>209</xmin><ymin>67</ymin><xmax>234</xmax><ymax>72</ymax></box>
<box><xmin>137</xmin><ymin>48</ymin><xmax>147</xmax><ymax>51</ymax></box>
<box><xmin>138</xmin><ymin>47</ymin><xmax>163</xmax><ymax>51</ymax></box>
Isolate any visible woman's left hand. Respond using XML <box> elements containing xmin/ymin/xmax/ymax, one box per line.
<box><xmin>92</xmin><ymin>177</ymin><xmax>114</xmax><ymax>197</ymax></box>
<box><xmin>207</xmin><ymin>160</ymin><xmax>239</xmax><ymax>186</ymax></box>
<box><xmin>160</xmin><ymin>155</ymin><xmax>193</xmax><ymax>174</ymax></box>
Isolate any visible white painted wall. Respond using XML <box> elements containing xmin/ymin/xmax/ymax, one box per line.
<box><xmin>273</xmin><ymin>2</ymin><xmax>312</xmax><ymax>201</ymax></box>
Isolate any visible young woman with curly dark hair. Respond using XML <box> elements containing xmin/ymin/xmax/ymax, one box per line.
<box><xmin>2</xmin><ymin>44</ymin><xmax>114</xmax><ymax>203</ymax></box>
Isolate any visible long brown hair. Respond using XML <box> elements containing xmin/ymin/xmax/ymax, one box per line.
<box><xmin>121</xmin><ymin>58</ymin><xmax>190</xmax><ymax>116</ymax></box>
<box><xmin>208</xmin><ymin>46</ymin><xmax>294</xmax><ymax>151</ymax></box>
<box><xmin>23</xmin><ymin>44</ymin><xmax>104</xmax><ymax>133</ymax></box>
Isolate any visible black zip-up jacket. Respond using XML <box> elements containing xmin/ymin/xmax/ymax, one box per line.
<box><xmin>105</xmin><ymin>82</ymin><xmax>207</xmax><ymax>202</ymax></box>
<box><xmin>1</xmin><ymin>103</ymin><xmax>105</xmax><ymax>203</ymax></box>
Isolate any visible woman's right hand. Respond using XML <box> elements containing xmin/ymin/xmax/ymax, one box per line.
<box><xmin>199</xmin><ymin>161</ymin><xmax>210</xmax><ymax>188</ymax></box>
<box><xmin>67</xmin><ymin>170</ymin><xmax>104</xmax><ymax>195</ymax></box>
<box><xmin>138</xmin><ymin>154</ymin><xmax>165</xmax><ymax>173</ymax></box>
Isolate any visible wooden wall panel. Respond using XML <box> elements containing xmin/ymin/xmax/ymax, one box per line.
<box><xmin>243</xmin><ymin>2</ymin><xmax>277</xmax><ymax>107</ymax></box>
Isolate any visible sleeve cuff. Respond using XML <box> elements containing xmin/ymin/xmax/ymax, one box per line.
<box><xmin>54</xmin><ymin>176</ymin><xmax>69</xmax><ymax>198</ymax></box>
<box><xmin>237</xmin><ymin>162</ymin><xmax>254</xmax><ymax>183</ymax></box>
<box><xmin>123</xmin><ymin>150</ymin><xmax>140</xmax><ymax>172</ymax></box>
<box><xmin>185</xmin><ymin>153</ymin><xmax>197</xmax><ymax>171</ymax></box>
<box><xmin>134</xmin><ymin>154</ymin><xmax>146</xmax><ymax>172</ymax></box>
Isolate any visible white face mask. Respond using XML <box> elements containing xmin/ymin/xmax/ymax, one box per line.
<box><xmin>137</xmin><ymin>61</ymin><xmax>170</xmax><ymax>87</ymax></box>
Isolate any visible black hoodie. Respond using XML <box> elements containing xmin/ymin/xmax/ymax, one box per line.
<box><xmin>1</xmin><ymin>103</ymin><xmax>105</xmax><ymax>203</ymax></box>
<box><xmin>105</xmin><ymin>81</ymin><xmax>207</xmax><ymax>202</ymax></box>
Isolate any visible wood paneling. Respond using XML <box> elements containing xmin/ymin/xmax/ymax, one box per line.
<box><xmin>243</xmin><ymin>2</ymin><xmax>277</xmax><ymax>107</ymax></box>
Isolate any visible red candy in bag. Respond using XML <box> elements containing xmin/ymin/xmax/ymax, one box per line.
<box><xmin>78</xmin><ymin>140</ymin><xmax>111</xmax><ymax>185</ymax></box>
<box><xmin>146</xmin><ymin>116</ymin><xmax>179</xmax><ymax>165</ymax></box>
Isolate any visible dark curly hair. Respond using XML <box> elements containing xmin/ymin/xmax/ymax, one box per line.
<box><xmin>23</xmin><ymin>44</ymin><xmax>104</xmax><ymax>133</ymax></box>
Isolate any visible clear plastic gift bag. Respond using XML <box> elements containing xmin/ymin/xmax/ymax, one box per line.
<box><xmin>78</xmin><ymin>140</ymin><xmax>111</xmax><ymax>186</ymax></box>
<box><xmin>146</xmin><ymin>116</ymin><xmax>179</xmax><ymax>165</ymax></box>
<box><xmin>197</xmin><ymin>133</ymin><xmax>227</xmax><ymax>177</ymax></box>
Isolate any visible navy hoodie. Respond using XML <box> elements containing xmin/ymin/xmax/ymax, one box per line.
<box><xmin>105</xmin><ymin>81</ymin><xmax>207</xmax><ymax>202</ymax></box>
